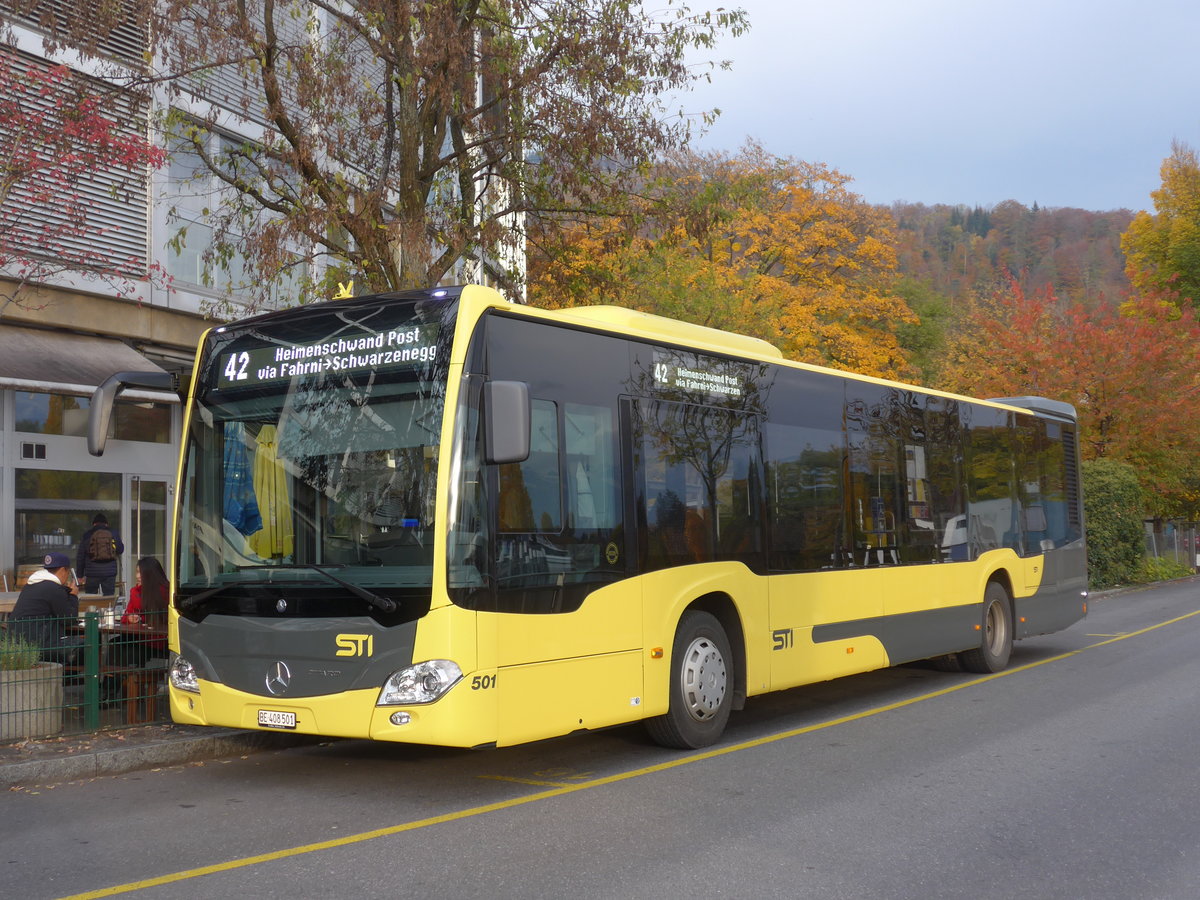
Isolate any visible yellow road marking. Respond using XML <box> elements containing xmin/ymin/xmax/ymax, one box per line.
<box><xmin>478</xmin><ymin>775</ymin><xmax>578</xmax><ymax>787</ymax></box>
<box><xmin>59</xmin><ymin>607</ymin><xmax>1200</xmax><ymax>900</ymax></box>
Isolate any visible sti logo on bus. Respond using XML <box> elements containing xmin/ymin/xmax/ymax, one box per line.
<box><xmin>335</xmin><ymin>634</ymin><xmax>374</xmax><ymax>657</ymax></box>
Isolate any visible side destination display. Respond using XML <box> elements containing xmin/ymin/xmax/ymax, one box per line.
<box><xmin>215</xmin><ymin>324</ymin><xmax>439</xmax><ymax>390</ymax></box>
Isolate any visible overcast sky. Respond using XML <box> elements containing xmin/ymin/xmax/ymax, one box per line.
<box><xmin>684</xmin><ymin>0</ymin><xmax>1200</xmax><ymax>212</ymax></box>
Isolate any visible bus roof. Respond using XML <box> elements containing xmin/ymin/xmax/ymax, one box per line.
<box><xmin>555</xmin><ymin>305</ymin><xmax>785</xmax><ymax>361</ymax></box>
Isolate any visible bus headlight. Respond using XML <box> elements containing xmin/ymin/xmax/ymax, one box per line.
<box><xmin>170</xmin><ymin>654</ymin><xmax>200</xmax><ymax>694</ymax></box>
<box><xmin>377</xmin><ymin>660</ymin><xmax>462</xmax><ymax>706</ymax></box>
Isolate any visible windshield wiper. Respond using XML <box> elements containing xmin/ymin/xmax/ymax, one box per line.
<box><xmin>239</xmin><ymin>564</ymin><xmax>398</xmax><ymax>613</ymax></box>
<box><xmin>178</xmin><ymin>566</ymin><xmax>399</xmax><ymax>614</ymax></box>
<box><xmin>177</xmin><ymin>583</ymin><xmax>237</xmax><ymax>612</ymax></box>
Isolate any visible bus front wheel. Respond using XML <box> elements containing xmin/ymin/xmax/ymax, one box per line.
<box><xmin>959</xmin><ymin>582</ymin><xmax>1013</xmax><ymax>673</ymax></box>
<box><xmin>646</xmin><ymin>610</ymin><xmax>733</xmax><ymax>749</ymax></box>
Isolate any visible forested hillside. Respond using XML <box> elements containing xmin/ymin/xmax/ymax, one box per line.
<box><xmin>889</xmin><ymin>201</ymin><xmax>1133</xmax><ymax>306</ymax></box>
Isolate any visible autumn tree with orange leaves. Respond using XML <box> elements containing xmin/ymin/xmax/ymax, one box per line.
<box><xmin>528</xmin><ymin>144</ymin><xmax>916</xmax><ymax>380</ymax></box>
<box><xmin>942</xmin><ymin>277</ymin><xmax>1200</xmax><ymax>515</ymax></box>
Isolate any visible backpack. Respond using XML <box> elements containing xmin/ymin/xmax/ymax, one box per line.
<box><xmin>88</xmin><ymin>527</ymin><xmax>116</xmax><ymax>563</ymax></box>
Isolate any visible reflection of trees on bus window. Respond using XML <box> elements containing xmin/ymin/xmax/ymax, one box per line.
<box><xmin>964</xmin><ymin>407</ymin><xmax>1016</xmax><ymax>558</ymax></box>
<box><xmin>765</xmin><ymin>421</ymin><xmax>843</xmax><ymax>571</ymax></box>
<box><xmin>1015</xmin><ymin>416</ymin><xmax>1080</xmax><ymax>553</ymax></box>
<box><xmin>636</xmin><ymin>399</ymin><xmax>763</xmax><ymax>571</ymax></box>
<box><xmin>926</xmin><ymin>397</ymin><xmax>967</xmax><ymax>562</ymax></box>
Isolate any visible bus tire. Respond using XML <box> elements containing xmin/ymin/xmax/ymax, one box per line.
<box><xmin>959</xmin><ymin>581</ymin><xmax>1013</xmax><ymax>673</ymax></box>
<box><xmin>646</xmin><ymin>610</ymin><xmax>733</xmax><ymax>749</ymax></box>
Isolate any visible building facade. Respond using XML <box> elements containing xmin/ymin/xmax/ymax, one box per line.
<box><xmin>1</xmin><ymin>9</ymin><xmax>201</xmax><ymax>593</ymax></box>
<box><xmin>0</xmin><ymin>3</ymin><xmax>525</xmax><ymax>594</ymax></box>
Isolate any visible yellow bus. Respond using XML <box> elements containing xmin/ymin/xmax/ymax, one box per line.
<box><xmin>90</xmin><ymin>285</ymin><xmax>1087</xmax><ymax>749</ymax></box>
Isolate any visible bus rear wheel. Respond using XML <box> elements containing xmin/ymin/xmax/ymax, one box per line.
<box><xmin>646</xmin><ymin>610</ymin><xmax>733</xmax><ymax>749</ymax></box>
<box><xmin>959</xmin><ymin>582</ymin><xmax>1013</xmax><ymax>673</ymax></box>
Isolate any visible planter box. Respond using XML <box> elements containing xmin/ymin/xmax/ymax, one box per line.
<box><xmin>0</xmin><ymin>661</ymin><xmax>64</xmax><ymax>741</ymax></box>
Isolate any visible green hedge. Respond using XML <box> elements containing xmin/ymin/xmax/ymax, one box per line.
<box><xmin>1082</xmin><ymin>459</ymin><xmax>1145</xmax><ymax>588</ymax></box>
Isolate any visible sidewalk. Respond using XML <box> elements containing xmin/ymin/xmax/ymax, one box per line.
<box><xmin>0</xmin><ymin>723</ymin><xmax>323</xmax><ymax>789</ymax></box>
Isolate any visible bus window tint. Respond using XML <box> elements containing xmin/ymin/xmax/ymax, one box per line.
<box><xmin>964</xmin><ymin>406</ymin><xmax>1017</xmax><ymax>558</ymax></box>
<box><xmin>1021</xmin><ymin>418</ymin><xmax>1077</xmax><ymax>551</ymax></box>
<box><xmin>926</xmin><ymin>397</ymin><xmax>967</xmax><ymax>561</ymax></box>
<box><xmin>846</xmin><ymin>387</ymin><xmax>902</xmax><ymax>567</ymax></box>
<box><xmin>765</xmin><ymin>421</ymin><xmax>843</xmax><ymax>570</ymax></box>
<box><xmin>764</xmin><ymin>368</ymin><xmax>845</xmax><ymax>571</ymax></box>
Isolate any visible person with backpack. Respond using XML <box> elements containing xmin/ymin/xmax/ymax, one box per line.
<box><xmin>76</xmin><ymin>513</ymin><xmax>124</xmax><ymax>597</ymax></box>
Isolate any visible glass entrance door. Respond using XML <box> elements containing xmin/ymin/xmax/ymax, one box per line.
<box><xmin>128</xmin><ymin>476</ymin><xmax>170</xmax><ymax>570</ymax></box>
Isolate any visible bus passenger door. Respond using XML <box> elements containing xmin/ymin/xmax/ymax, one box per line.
<box><xmin>488</xmin><ymin>397</ymin><xmax>643</xmax><ymax>746</ymax></box>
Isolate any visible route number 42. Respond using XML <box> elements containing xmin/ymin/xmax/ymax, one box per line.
<box><xmin>224</xmin><ymin>351</ymin><xmax>249</xmax><ymax>382</ymax></box>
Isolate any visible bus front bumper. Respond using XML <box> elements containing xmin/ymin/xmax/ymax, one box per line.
<box><xmin>169</xmin><ymin>678</ymin><xmax>497</xmax><ymax>748</ymax></box>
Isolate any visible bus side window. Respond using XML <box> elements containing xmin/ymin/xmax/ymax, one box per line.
<box><xmin>637</xmin><ymin>399</ymin><xmax>761</xmax><ymax>571</ymax></box>
<box><xmin>498</xmin><ymin>399</ymin><xmax>561</xmax><ymax>533</ymax></box>
<box><xmin>765</xmin><ymin>421</ymin><xmax>843</xmax><ymax>571</ymax></box>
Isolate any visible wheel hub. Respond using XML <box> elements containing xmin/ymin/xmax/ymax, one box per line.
<box><xmin>681</xmin><ymin>636</ymin><xmax>727</xmax><ymax>722</ymax></box>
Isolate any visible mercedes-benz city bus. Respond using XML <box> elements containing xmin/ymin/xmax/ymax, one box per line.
<box><xmin>89</xmin><ymin>284</ymin><xmax>1087</xmax><ymax>749</ymax></box>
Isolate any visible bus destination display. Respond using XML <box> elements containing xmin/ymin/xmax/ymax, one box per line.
<box><xmin>216</xmin><ymin>324</ymin><xmax>438</xmax><ymax>389</ymax></box>
<box><xmin>652</xmin><ymin>349</ymin><xmax>748</xmax><ymax>399</ymax></box>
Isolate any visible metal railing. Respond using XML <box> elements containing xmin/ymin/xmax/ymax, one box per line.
<box><xmin>1144</xmin><ymin>520</ymin><xmax>1199</xmax><ymax>572</ymax></box>
<box><xmin>0</xmin><ymin>611</ymin><xmax>169</xmax><ymax>743</ymax></box>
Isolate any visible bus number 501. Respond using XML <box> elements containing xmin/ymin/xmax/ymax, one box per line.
<box><xmin>471</xmin><ymin>674</ymin><xmax>497</xmax><ymax>690</ymax></box>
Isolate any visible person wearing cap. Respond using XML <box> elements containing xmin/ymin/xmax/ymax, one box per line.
<box><xmin>9</xmin><ymin>552</ymin><xmax>83</xmax><ymax>664</ymax></box>
<box><xmin>77</xmin><ymin>513</ymin><xmax>124</xmax><ymax>597</ymax></box>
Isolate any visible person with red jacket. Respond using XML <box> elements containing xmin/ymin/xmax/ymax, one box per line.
<box><xmin>109</xmin><ymin>557</ymin><xmax>169</xmax><ymax>667</ymax></box>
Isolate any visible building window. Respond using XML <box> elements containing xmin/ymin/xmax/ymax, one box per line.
<box><xmin>14</xmin><ymin>469</ymin><xmax>121</xmax><ymax>569</ymax></box>
<box><xmin>165</xmin><ymin>125</ymin><xmax>307</xmax><ymax>300</ymax></box>
<box><xmin>15</xmin><ymin>392</ymin><xmax>170</xmax><ymax>443</ymax></box>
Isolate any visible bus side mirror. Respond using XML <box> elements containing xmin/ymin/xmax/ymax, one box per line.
<box><xmin>483</xmin><ymin>380</ymin><xmax>530</xmax><ymax>465</ymax></box>
<box><xmin>88</xmin><ymin>370</ymin><xmax>176</xmax><ymax>456</ymax></box>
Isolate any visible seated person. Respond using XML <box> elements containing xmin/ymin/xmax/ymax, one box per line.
<box><xmin>8</xmin><ymin>552</ymin><xmax>82</xmax><ymax>664</ymax></box>
<box><xmin>109</xmin><ymin>556</ymin><xmax>170</xmax><ymax>668</ymax></box>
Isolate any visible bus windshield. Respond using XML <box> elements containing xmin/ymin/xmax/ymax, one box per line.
<box><xmin>176</xmin><ymin>295</ymin><xmax>456</xmax><ymax>610</ymax></box>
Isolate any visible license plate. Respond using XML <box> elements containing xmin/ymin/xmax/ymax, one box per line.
<box><xmin>257</xmin><ymin>709</ymin><xmax>296</xmax><ymax>730</ymax></box>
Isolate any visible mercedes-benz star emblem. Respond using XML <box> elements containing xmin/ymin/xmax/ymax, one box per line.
<box><xmin>265</xmin><ymin>661</ymin><xmax>291</xmax><ymax>695</ymax></box>
<box><xmin>276</xmin><ymin>598</ymin><xmax>288</xmax><ymax>613</ymax></box>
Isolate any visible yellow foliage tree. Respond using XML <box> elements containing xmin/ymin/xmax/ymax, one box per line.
<box><xmin>528</xmin><ymin>143</ymin><xmax>916</xmax><ymax>379</ymax></box>
<box><xmin>1121</xmin><ymin>140</ymin><xmax>1200</xmax><ymax>304</ymax></box>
